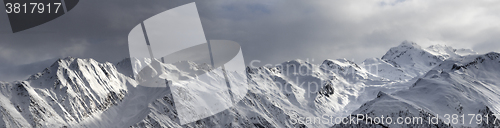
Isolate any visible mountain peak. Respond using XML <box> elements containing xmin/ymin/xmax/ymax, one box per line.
<box><xmin>427</xmin><ymin>44</ymin><xmax>447</xmax><ymax>48</ymax></box>
<box><xmin>425</xmin><ymin>44</ymin><xmax>452</xmax><ymax>53</ymax></box>
<box><xmin>281</xmin><ymin>59</ymin><xmax>313</xmax><ymax>67</ymax></box>
<box><xmin>380</xmin><ymin>41</ymin><xmax>472</xmax><ymax>78</ymax></box>
<box><xmin>398</xmin><ymin>40</ymin><xmax>421</xmax><ymax>49</ymax></box>
<box><xmin>28</xmin><ymin>57</ymin><xmax>116</xmax><ymax>83</ymax></box>
<box><xmin>484</xmin><ymin>52</ymin><xmax>500</xmax><ymax>60</ymax></box>
<box><xmin>382</xmin><ymin>41</ymin><xmax>423</xmax><ymax>61</ymax></box>
<box><xmin>322</xmin><ymin>58</ymin><xmax>358</xmax><ymax>68</ymax></box>
<box><xmin>3</xmin><ymin>57</ymin><xmax>128</xmax><ymax>127</ymax></box>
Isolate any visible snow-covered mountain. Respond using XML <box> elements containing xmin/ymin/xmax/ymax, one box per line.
<box><xmin>129</xmin><ymin>58</ymin><xmax>391</xmax><ymax>128</ymax></box>
<box><xmin>374</xmin><ymin>41</ymin><xmax>477</xmax><ymax>80</ymax></box>
<box><xmin>334</xmin><ymin>53</ymin><xmax>500</xmax><ymax>127</ymax></box>
<box><xmin>0</xmin><ymin>57</ymin><xmax>387</xmax><ymax>127</ymax></box>
<box><xmin>0</xmin><ymin>57</ymin><xmax>131</xmax><ymax>127</ymax></box>
<box><xmin>0</xmin><ymin>41</ymin><xmax>498</xmax><ymax>128</ymax></box>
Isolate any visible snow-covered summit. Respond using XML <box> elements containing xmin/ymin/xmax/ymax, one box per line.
<box><xmin>380</xmin><ymin>41</ymin><xmax>477</xmax><ymax>78</ymax></box>
<box><xmin>0</xmin><ymin>57</ymin><xmax>130</xmax><ymax>127</ymax></box>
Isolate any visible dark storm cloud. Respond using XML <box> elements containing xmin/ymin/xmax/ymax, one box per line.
<box><xmin>1</xmin><ymin>0</ymin><xmax>500</xmax><ymax>81</ymax></box>
<box><xmin>0</xmin><ymin>0</ymin><xmax>194</xmax><ymax>81</ymax></box>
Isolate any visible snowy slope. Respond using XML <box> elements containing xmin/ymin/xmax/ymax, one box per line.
<box><xmin>333</xmin><ymin>91</ymin><xmax>451</xmax><ymax>128</ymax></box>
<box><xmin>0</xmin><ymin>57</ymin><xmax>131</xmax><ymax>127</ymax></box>
<box><xmin>334</xmin><ymin>52</ymin><xmax>500</xmax><ymax>127</ymax></box>
<box><xmin>362</xmin><ymin>57</ymin><xmax>412</xmax><ymax>81</ymax></box>
<box><xmin>127</xmin><ymin>42</ymin><xmax>485</xmax><ymax>127</ymax></box>
<box><xmin>127</xmin><ymin>59</ymin><xmax>386</xmax><ymax>127</ymax></box>
<box><xmin>379</xmin><ymin>41</ymin><xmax>477</xmax><ymax>79</ymax></box>
<box><xmin>0</xmin><ymin>41</ymin><xmax>496</xmax><ymax>128</ymax></box>
<box><xmin>359</xmin><ymin>41</ymin><xmax>477</xmax><ymax>83</ymax></box>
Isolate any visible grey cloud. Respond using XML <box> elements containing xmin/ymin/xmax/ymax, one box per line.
<box><xmin>1</xmin><ymin>0</ymin><xmax>499</xmax><ymax>81</ymax></box>
<box><xmin>0</xmin><ymin>0</ymin><xmax>194</xmax><ymax>81</ymax></box>
<box><xmin>199</xmin><ymin>0</ymin><xmax>500</xmax><ymax>66</ymax></box>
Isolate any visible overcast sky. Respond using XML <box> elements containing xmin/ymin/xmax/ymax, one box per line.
<box><xmin>0</xmin><ymin>0</ymin><xmax>499</xmax><ymax>82</ymax></box>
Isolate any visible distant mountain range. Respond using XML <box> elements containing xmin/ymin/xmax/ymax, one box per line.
<box><xmin>0</xmin><ymin>41</ymin><xmax>498</xmax><ymax>128</ymax></box>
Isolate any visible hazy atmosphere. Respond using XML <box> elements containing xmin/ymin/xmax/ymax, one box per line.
<box><xmin>0</xmin><ymin>0</ymin><xmax>499</xmax><ymax>82</ymax></box>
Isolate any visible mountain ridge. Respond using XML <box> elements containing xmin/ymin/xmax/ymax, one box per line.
<box><xmin>334</xmin><ymin>51</ymin><xmax>500</xmax><ymax>127</ymax></box>
<box><xmin>0</xmin><ymin>41</ymin><xmax>496</xmax><ymax>128</ymax></box>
